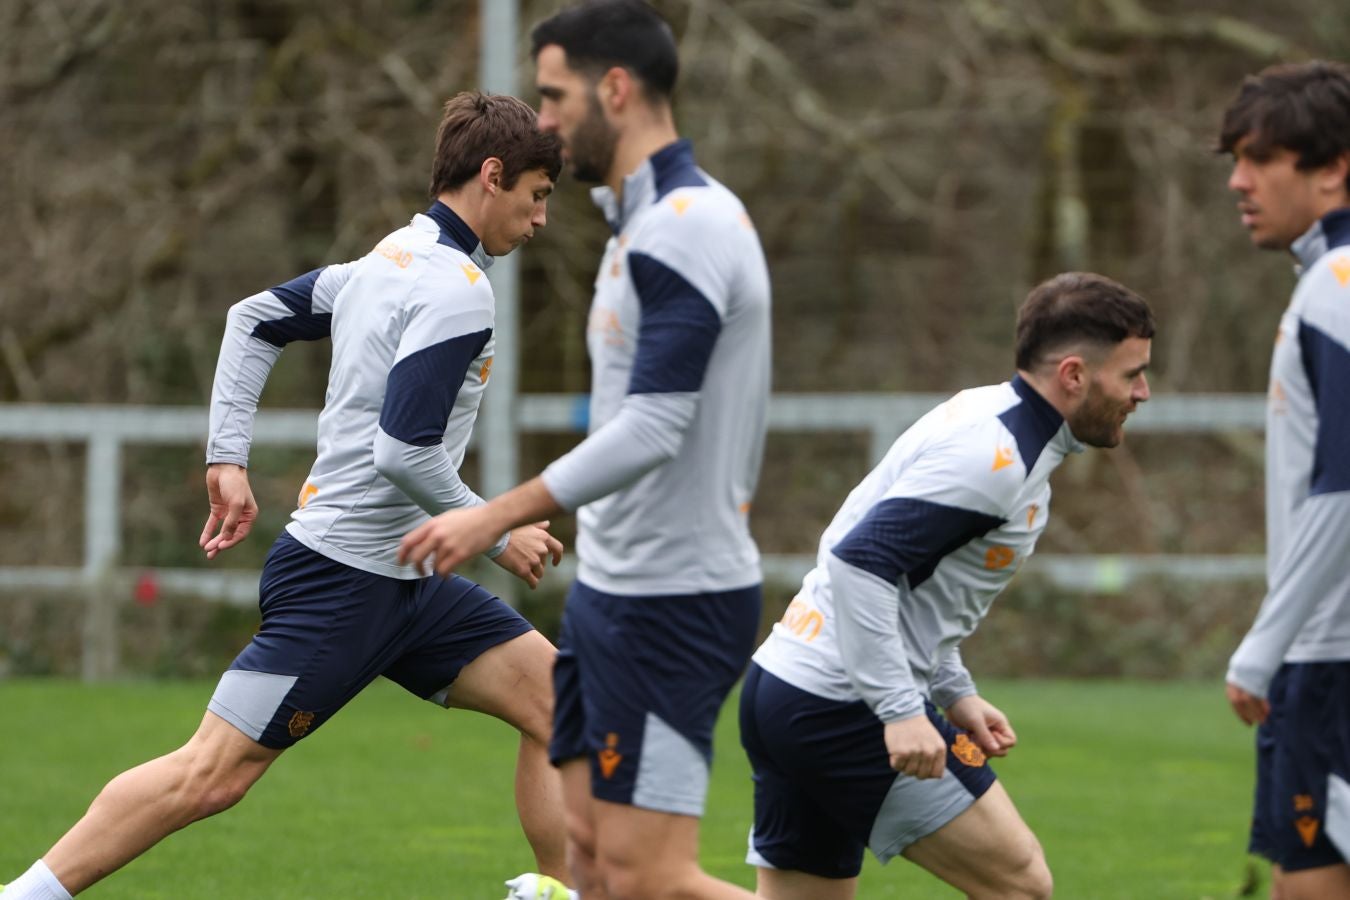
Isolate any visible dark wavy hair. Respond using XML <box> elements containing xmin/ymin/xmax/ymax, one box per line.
<box><xmin>1218</xmin><ymin>60</ymin><xmax>1350</xmax><ymax>191</ymax></box>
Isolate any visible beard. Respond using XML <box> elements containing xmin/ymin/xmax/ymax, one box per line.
<box><xmin>567</xmin><ymin>94</ymin><xmax>618</xmax><ymax>184</ymax></box>
<box><xmin>1068</xmin><ymin>382</ymin><xmax>1127</xmax><ymax>448</ymax></box>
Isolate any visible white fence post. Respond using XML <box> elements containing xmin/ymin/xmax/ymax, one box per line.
<box><xmin>81</xmin><ymin>431</ymin><xmax>121</xmax><ymax>681</ymax></box>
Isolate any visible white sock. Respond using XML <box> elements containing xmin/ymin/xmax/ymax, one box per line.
<box><xmin>3</xmin><ymin>861</ymin><xmax>73</xmax><ymax>900</ymax></box>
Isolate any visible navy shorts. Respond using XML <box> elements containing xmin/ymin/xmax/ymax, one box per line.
<box><xmin>740</xmin><ymin>663</ymin><xmax>997</xmax><ymax>879</ymax></box>
<box><xmin>549</xmin><ymin>579</ymin><xmax>761</xmax><ymax>816</ymax></box>
<box><xmin>207</xmin><ymin>532</ymin><xmax>533</xmax><ymax>749</ymax></box>
<box><xmin>1249</xmin><ymin>661</ymin><xmax>1350</xmax><ymax>871</ymax></box>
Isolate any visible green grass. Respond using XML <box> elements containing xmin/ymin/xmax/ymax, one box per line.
<box><xmin>0</xmin><ymin>679</ymin><xmax>1260</xmax><ymax>899</ymax></box>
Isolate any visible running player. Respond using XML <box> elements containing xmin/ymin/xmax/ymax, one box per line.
<box><xmin>741</xmin><ymin>272</ymin><xmax>1152</xmax><ymax>899</ymax></box>
<box><xmin>3</xmin><ymin>92</ymin><xmax>571</xmax><ymax>900</ymax></box>
<box><xmin>401</xmin><ymin>3</ymin><xmax>773</xmax><ymax>897</ymax></box>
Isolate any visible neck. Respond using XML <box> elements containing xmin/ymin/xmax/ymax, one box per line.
<box><xmin>436</xmin><ymin>190</ymin><xmax>483</xmax><ymax>240</ymax></box>
<box><xmin>1016</xmin><ymin>369</ymin><xmax>1072</xmax><ymax>420</ymax></box>
<box><xmin>605</xmin><ymin>109</ymin><xmax>679</xmax><ymax>196</ymax></box>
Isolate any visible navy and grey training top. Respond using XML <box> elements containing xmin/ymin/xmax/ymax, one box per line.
<box><xmin>754</xmin><ymin>377</ymin><xmax>1083</xmax><ymax>723</ymax></box>
<box><xmin>206</xmin><ymin>202</ymin><xmax>507</xmax><ymax>579</ymax></box>
<box><xmin>1228</xmin><ymin>207</ymin><xmax>1350</xmax><ymax>696</ymax></box>
<box><xmin>540</xmin><ymin>139</ymin><xmax>773</xmax><ymax>596</ymax></box>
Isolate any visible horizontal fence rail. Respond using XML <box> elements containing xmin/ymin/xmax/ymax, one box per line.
<box><xmin>0</xmin><ymin>394</ymin><xmax>1268</xmax><ymax>676</ymax></box>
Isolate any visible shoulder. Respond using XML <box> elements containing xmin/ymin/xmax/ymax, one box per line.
<box><xmin>1294</xmin><ymin>248</ymin><xmax>1350</xmax><ymax>339</ymax></box>
<box><xmin>634</xmin><ymin>182</ymin><xmax>755</xmax><ymax>251</ymax></box>
<box><xmin>894</xmin><ymin>388</ymin><xmax>1028</xmax><ymax>512</ymax></box>
<box><xmin>1298</xmin><ymin>248</ymin><xmax>1350</xmax><ymax>305</ymax></box>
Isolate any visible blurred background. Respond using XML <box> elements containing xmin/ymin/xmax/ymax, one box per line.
<box><xmin>1</xmin><ymin>0</ymin><xmax>1347</xmax><ymax>682</ymax></box>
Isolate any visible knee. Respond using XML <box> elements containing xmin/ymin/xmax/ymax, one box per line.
<box><xmin>595</xmin><ymin>859</ymin><xmax>697</xmax><ymax>900</ymax></box>
<box><xmin>1004</xmin><ymin>843</ymin><xmax>1053</xmax><ymax>900</ymax></box>
<box><xmin>565</xmin><ymin>813</ymin><xmax>601</xmax><ymax>888</ymax></box>
<box><xmin>168</xmin><ymin>748</ymin><xmax>256</xmax><ymax>822</ymax></box>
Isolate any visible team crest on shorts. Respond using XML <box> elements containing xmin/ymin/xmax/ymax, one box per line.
<box><xmin>598</xmin><ymin>732</ymin><xmax>623</xmax><ymax>779</ymax></box>
<box><xmin>288</xmin><ymin>710</ymin><xmax>315</xmax><ymax>738</ymax></box>
<box><xmin>952</xmin><ymin>733</ymin><xmax>987</xmax><ymax>767</ymax></box>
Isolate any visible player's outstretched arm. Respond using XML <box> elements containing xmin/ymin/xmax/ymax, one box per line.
<box><xmin>400</xmin><ymin>477</ymin><xmax>563</xmax><ymax>578</ymax></box>
<box><xmin>946</xmin><ymin>694</ymin><xmax>1017</xmax><ymax>757</ymax></box>
<box><xmin>200</xmin><ymin>463</ymin><xmax>257</xmax><ymax>559</ymax></box>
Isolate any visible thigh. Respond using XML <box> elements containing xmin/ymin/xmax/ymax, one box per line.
<box><xmin>435</xmin><ymin>629</ymin><xmax>557</xmax><ymax>743</ymax></box>
<box><xmin>382</xmin><ymin>574</ymin><xmax>534</xmax><ymax>705</ymax></box>
<box><xmin>1274</xmin><ymin>862</ymin><xmax>1350</xmax><ymax>900</ymax></box>
<box><xmin>209</xmin><ymin>533</ymin><xmax>404</xmax><ymax>749</ymax></box>
<box><xmin>559</xmin><ymin>581</ymin><xmax>761</xmax><ymax>817</ymax></box>
<box><xmin>900</xmin><ymin>781</ymin><xmax>1042</xmax><ymax>893</ymax></box>
<box><xmin>755</xmin><ymin>868</ymin><xmax>857</xmax><ymax>900</ymax></box>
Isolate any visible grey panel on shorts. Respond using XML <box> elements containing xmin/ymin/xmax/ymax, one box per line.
<box><xmin>868</xmin><ymin>770</ymin><xmax>980</xmax><ymax>862</ymax></box>
<box><xmin>1328</xmin><ymin>772</ymin><xmax>1350</xmax><ymax>859</ymax></box>
<box><xmin>207</xmin><ymin>669</ymin><xmax>298</xmax><ymax>742</ymax></box>
<box><xmin>632</xmin><ymin>711</ymin><xmax>709</xmax><ymax>816</ymax></box>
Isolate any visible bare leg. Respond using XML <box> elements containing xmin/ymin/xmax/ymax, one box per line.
<box><xmin>755</xmin><ymin>867</ymin><xmax>857</xmax><ymax>900</ymax></box>
<box><xmin>560</xmin><ymin>758</ymin><xmax>608</xmax><ymax>899</ymax></box>
<box><xmin>589</xmin><ymin>799</ymin><xmax>756</xmax><ymax>900</ymax></box>
<box><xmin>900</xmin><ymin>781</ymin><xmax>1052</xmax><ymax>900</ymax></box>
<box><xmin>1271</xmin><ymin>862</ymin><xmax>1350</xmax><ymax>900</ymax></box>
<box><xmin>42</xmin><ymin>711</ymin><xmax>280</xmax><ymax>894</ymax></box>
<box><xmin>442</xmin><ymin>629</ymin><xmax>568</xmax><ymax>880</ymax></box>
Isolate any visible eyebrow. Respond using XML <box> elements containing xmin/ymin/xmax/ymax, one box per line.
<box><xmin>537</xmin><ymin>85</ymin><xmax>563</xmax><ymax>100</ymax></box>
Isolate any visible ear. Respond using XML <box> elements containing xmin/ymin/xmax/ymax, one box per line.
<box><xmin>598</xmin><ymin>65</ymin><xmax>633</xmax><ymax>113</ymax></box>
<box><xmin>1055</xmin><ymin>354</ymin><xmax>1090</xmax><ymax>398</ymax></box>
<box><xmin>1320</xmin><ymin>151</ymin><xmax>1350</xmax><ymax>199</ymax></box>
<box><xmin>479</xmin><ymin>157</ymin><xmax>504</xmax><ymax>195</ymax></box>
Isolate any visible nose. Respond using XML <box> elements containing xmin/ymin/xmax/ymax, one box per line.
<box><xmin>537</xmin><ymin>108</ymin><xmax>559</xmax><ymax>133</ymax></box>
<box><xmin>1134</xmin><ymin>374</ymin><xmax>1150</xmax><ymax>403</ymax></box>
<box><xmin>533</xmin><ymin>202</ymin><xmax>548</xmax><ymax>228</ymax></box>
<box><xmin>1228</xmin><ymin>159</ymin><xmax>1251</xmax><ymax>194</ymax></box>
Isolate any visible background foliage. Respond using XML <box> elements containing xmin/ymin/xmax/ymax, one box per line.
<box><xmin>2</xmin><ymin>0</ymin><xmax>1348</xmax><ymax>674</ymax></box>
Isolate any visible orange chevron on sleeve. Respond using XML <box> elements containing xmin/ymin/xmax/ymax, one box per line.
<box><xmin>992</xmin><ymin>445</ymin><xmax>1015</xmax><ymax>471</ymax></box>
<box><xmin>1330</xmin><ymin>254</ymin><xmax>1350</xmax><ymax>287</ymax></box>
<box><xmin>461</xmin><ymin>263</ymin><xmax>482</xmax><ymax>285</ymax></box>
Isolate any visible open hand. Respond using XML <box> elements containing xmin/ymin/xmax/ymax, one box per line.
<box><xmin>200</xmin><ymin>464</ymin><xmax>257</xmax><ymax>559</ymax></box>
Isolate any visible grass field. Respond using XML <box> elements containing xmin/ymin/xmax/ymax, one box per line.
<box><xmin>0</xmin><ymin>678</ymin><xmax>1261</xmax><ymax>899</ymax></box>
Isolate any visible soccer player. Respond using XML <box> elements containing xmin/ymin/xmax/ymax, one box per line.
<box><xmin>2</xmin><ymin>92</ymin><xmax>572</xmax><ymax>900</ymax></box>
<box><xmin>400</xmin><ymin>2</ymin><xmax>772</xmax><ymax>897</ymax></box>
<box><xmin>1219</xmin><ymin>61</ymin><xmax>1350</xmax><ymax>899</ymax></box>
<box><xmin>739</xmin><ymin>273</ymin><xmax>1153</xmax><ymax>899</ymax></box>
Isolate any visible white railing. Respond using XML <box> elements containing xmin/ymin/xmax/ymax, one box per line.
<box><xmin>0</xmin><ymin>395</ymin><xmax>1268</xmax><ymax>676</ymax></box>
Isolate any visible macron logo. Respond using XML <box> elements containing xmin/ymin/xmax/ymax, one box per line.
<box><xmin>992</xmin><ymin>445</ymin><xmax>1015</xmax><ymax>471</ymax></box>
<box><xmin>461</xmin><ymin>263</ymin><xmax>482</xmax><ymax>286</ymax></box>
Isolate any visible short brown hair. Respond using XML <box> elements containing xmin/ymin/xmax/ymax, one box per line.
<box><xmin>428</xmin><ymin>91</ymin><xmax>563</xmax><ymax>198</ymax></box>
<box><xmin>1015</xmin><ymin>273</ymin><xmax>1155</xmax><ymax>370</ymax></box>
<box><xmin>1217</xmin><ymin>61</ymin><xmax>1350</xmax><ymax>191</ymax></box>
